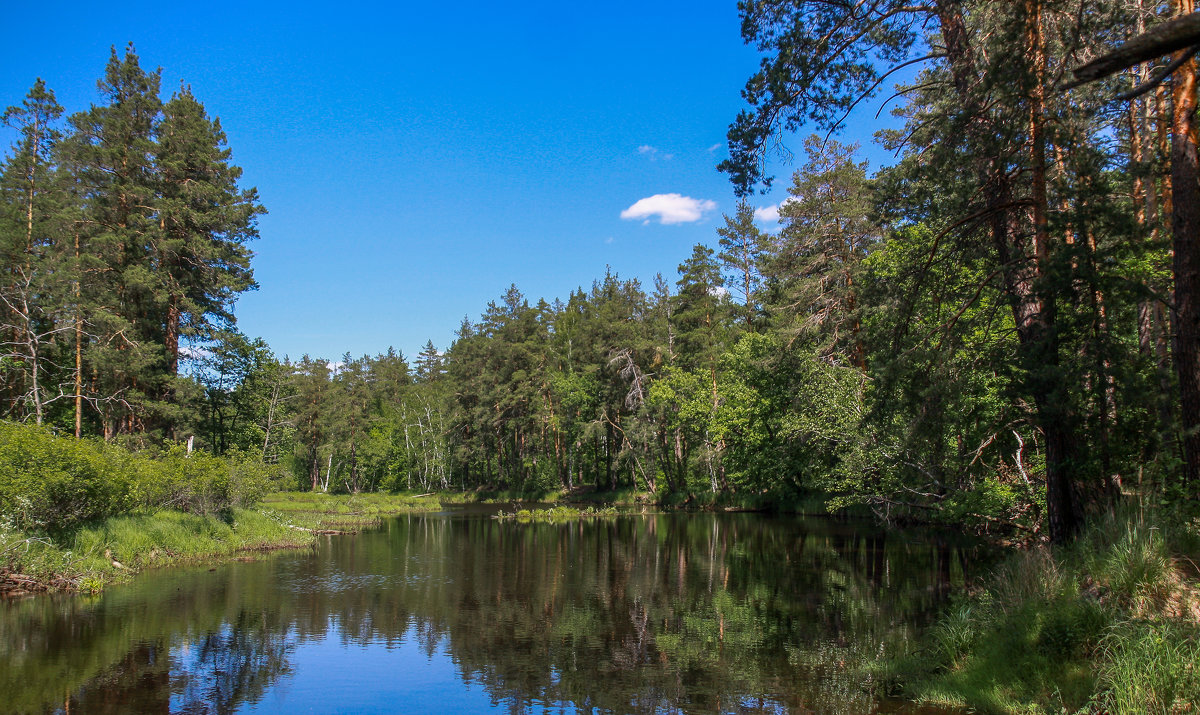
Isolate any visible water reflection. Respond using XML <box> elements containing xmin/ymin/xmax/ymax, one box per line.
<box><xmin>0</xmin><ymin>512</ymin><xmax>982</xmax><ymax>714</ymax></box>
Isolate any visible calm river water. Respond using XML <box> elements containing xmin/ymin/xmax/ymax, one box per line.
<box><xmin>1</xmin><ymin>508</ymin><xmax>983</xmax><ymax>714</ymax></box>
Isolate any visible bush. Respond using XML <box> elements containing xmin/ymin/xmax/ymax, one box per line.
<box><xmin>0</xmin><ymin>423</ymin><xmax>134</xmax><ymax>531</ymax></box>
<box><xmin>0</xmin><ymin>422</ymin><xmax>274</xmax><ymax>532</ymax></box>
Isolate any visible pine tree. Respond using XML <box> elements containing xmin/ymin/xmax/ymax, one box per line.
<box><xmin>715</xmin><ymin>200</ymin><xmax>769</xmax><ymax>329</ymax></box>
<box><xmin>673</xmin><ymin>244</ymin><xmax>730</xmax><ymax>379</ymax></box>
<box><xmin>66</xmin><ymin>44</ymin><xmax>164</xmax><ymax>439</ymax></box>
<box><xmin>415</xmin><ymin>340</ymin><xmax>444</xmax><ymax>382</ymax></box>
<box><xmin>0</xmin><ymin>80</ymin><xmax>68</xmax><ymax>425</ymax></box>
<box><xmin>771</xmin><ymin>137</ymin><xmax>876</xmax><ymax>370</ymax></box>
<box><xmin>155</xmin><ymin>85</ymin><xmax>262</xmax><ymax>378</ymax></box>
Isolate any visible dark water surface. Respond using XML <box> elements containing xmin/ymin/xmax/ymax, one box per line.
<box><xmin>1</xmin><ymin>508</ymin><xmax>984</xmax><ymax>714</ymax></box>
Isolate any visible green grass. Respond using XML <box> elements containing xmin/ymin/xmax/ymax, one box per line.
<box><xmin>2</xmin><ymin>491</ymin><xmax>450</xmax><ymax>594</ymax></box>
<box><xmin>1096</xmin><ymin>620</ymin><xmax>1200</xmax><ymax>714</ymax></box>
<box><xmin>493</xmin><ymin>505</ymin><xmax>619</xmax><ymax>521</ymax></box>
<box><xmin>896</xmin><ymin>506</ymin><xmax>1200</xmax><ymax>714</ymax></box>
<box><xmin>1</xmin><ymin>508</ymin><xmax>312</xmax><ymax>594</ymax></box>
<box><xmin>260</xmin><ymin>490</ymin><xmax>446</xmax><ymax>530</ymax></box>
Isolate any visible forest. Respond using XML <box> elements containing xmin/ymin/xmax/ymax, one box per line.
<box><xmin>2</xmin><ymin>1</ymin><xmax>1199</xmax><ymax>549</ymax></box>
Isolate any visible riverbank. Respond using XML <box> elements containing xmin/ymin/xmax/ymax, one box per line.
<box><xmin>0</xmin><ymin>508</ymin><xmax>313</xmax><ymax>595</ymax></box>
<box><xmin>891</xmin><ymin>506</ymin><xmax>1200</xmax><ymax>713</ymax></box>
<box><xmin>493</xmin><ymin>505</ymin><xmax>619</xmax><ymax>521</ymax></box>
<box><xmin>392</xmin><ymin>484</ymin><xmax>838</xmax><ymax>514</ymax></box>
<box><xmin>260</xmin><ymin>491</ymin><xmax>445</xmax><ymax>529</ymax></box>
<box><xmin>10</xmin><ymin>485</ymin><xmax>1195</xmax><ymax>712</ymax></box>
<box><xmin>0</xmin><ymin>486</ymin><xmax>792</xmax><ymax>596</ymax></box>
<box><xmin>0</xmin><ymin>476</ymin><xmax>1023</xmax><ymax>598</ymax></box>
<box><xmin>0</xmin><ymin>491</ymin><xmax>457</xmax><ymax>595</ymax></box>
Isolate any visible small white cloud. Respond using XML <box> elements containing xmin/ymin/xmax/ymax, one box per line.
<box><xmin>707</xmin><ymin>143</ymin><xmax>721</xmax><ymax>153</ymax></box>
<box><xmin>604</xmin><ymin>236</ymin><xmax>614</xmax><ymax>244</ymax></box>
<box><xmin>754</xmin><ymin>197</ymin><xmax>798</xmax><ymax>224</ymax></box>
<box><xmin>327</xmin><ymin>361</ymin><xmax>345</xmax><ymax>374</ymax></box>
<box><xmin>637</xmin><ymin>144</ymin><xmax>673</xmax><ymax>161</ymax></box>
<box><xmin>178</xmin><ymin>345</ymin><xmax>211</xmax><ymax>360</ymax></box>
<box><xmin>754</xmin><ymin>205</ymin><xmax>780</xmax><ymax>223</ymax></box>
<box><xmin>621</xmin><ymin>194</ymin><xmax>717</xmax><ymax>225</ymax></box>
<box><xmin>708</xmin><ymin>285</ymin><xmax>730</xmax><ymax>298</ymax></box>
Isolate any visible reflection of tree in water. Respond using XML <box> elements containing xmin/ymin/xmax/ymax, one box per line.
<box><xmin>3</xmin><ymin>514</ymin><xmax>981</xmax><ymax>714</ymax></box>
<box><xmin>170</xmin><ymin>609</ymin><xmax>294</xmax><ymax>714</ymax></box>
<box><xmin>59</xmin><ymin>640</ymin><xmax>171</xmax><ymax>714</ymax></box>
<box><xmin>41</xmin><ymin>610</ymin><xmax>294</xmax><ymax>715</ymax></box>
<box><xmin>394</xmin><ymin>514</ymin><xmax>979</xmax><ymax>714</ymax></box>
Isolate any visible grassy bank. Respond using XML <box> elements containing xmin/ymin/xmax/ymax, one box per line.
<box><xmin>493</xmin><ymin>505</ymin><xmax>619</xmax><ymax>521</ymax></box>
<box><xmin>0</xmin><ymin>422</ymin><xmax>306</xmax><ymax>594</ymax></box>
<box><xmin>0</xmin><ymin>490</ymin><xmax>461</xmax><ymax>594</ymax></box>
<box><xmin>1</xmin><ymin>508</ymin><xmax>314</xmax><ymax>594</ymax></box>
<box><xmin>892</xmin><ymin>506</ymin><xmax>1200</xmax><ymax>713</ymax></box>
<box><xmin>260</xmin><ymin>491</ymin><xmax>444</xmax><ymax>530</ymax></box>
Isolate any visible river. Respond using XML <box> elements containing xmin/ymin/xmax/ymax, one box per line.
<box><xmin>0</xmin><ymin>507</ymin><xmax>985</xmax><ymax>714</ymax></box>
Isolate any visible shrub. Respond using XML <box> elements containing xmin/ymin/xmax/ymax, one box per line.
<box><xmin>0</xmin><ymin>421</ymin><xmax>274</xmax><ymax>531</ymax></box>
<box><xmin>0</xmin><ymin>423</ymin><xmax>133</xmax><ymax>531</ymax></box>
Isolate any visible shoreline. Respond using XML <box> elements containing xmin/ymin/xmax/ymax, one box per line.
<box><xmin>1</xmin><ymin>488</ymin><xmax>1022</xmax><ymax>597</ymax></box>
<box><xmin>1</xmin><ymin>492</ymin><xmax>449</xmax><ymax>597</ymax></box>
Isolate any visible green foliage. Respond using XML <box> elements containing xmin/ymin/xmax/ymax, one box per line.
<box><xmin>939</xmin><ymin>476</ymin><xmax>1020</xmax><ymax>525</ymax></box>
<box><xmin>151</xmin><ymin>446</ymin><xmax>273</xmax><ymax>515</ymax></box>
<box><xmin>0</xmin><ymin>422</ymin><xmax>135</xmax><ymax>531</ymax></box>
<box><xmin>0</xmin><ymin>421</ymin><xmax>273</xmax><ymax>533</ymax></box>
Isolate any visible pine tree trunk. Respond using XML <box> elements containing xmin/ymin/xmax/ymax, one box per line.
<box><xmin>166</xmin><ymin>294</ymin><xmax>180</xmax><ymax>375</ymax></box>
<box><xmin>935</xmin><ymin>0</ymin><xmax>1081</xmax><ymax>541</ymax></box>
<box><xmin>74</xmin><ymin>228</ymin><xmax>83</xmax><ymax>438</ymax></box>
<box><xmin>1170</xmin><ymin>0</ymin><xmax>1200</xmax><ymax>487</ymax></box>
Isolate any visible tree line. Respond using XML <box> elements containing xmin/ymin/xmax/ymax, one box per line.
<box><xmin>4</xmin><ymin>1</ymin><xmax>1196</xmax><ymax>543</ymax></box>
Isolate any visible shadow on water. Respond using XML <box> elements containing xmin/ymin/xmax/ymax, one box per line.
<box><xmin>0</xmin><ymin>512</ymin><xmax>990</xmax><ymax>714</ymax></box>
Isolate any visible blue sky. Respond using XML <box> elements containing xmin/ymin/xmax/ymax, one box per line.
<box><xmin>2</xmin><ymin>1</ymin><xmax>902</xmax><ymax>363</ymax></box>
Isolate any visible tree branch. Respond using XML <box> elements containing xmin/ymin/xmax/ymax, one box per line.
<box><xmin>1065</xmin><ymin>11</ymin><xmax>1200</xmax><ymax>89</ymax></box>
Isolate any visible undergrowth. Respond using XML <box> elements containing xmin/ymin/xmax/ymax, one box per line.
<box><xmin>895</xmin><ymin>505</ymin><xmax>1200</xmax><ymax>714</ymax></box>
